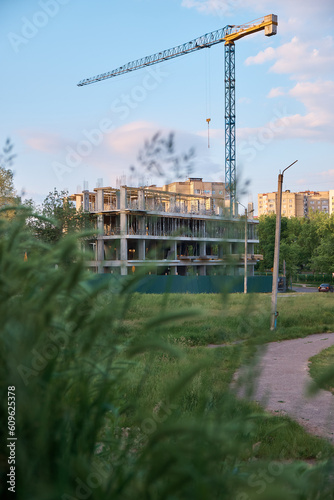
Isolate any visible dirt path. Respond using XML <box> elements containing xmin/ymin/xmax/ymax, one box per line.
<box><xmin>234</xmin><ymin>332</ymin><xmax>334</xmax><ymax>443</ymax></box>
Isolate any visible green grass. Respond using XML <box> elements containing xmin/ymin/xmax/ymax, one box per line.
<box><xmin>118</xmin><ymin>292</ymin><xmax>334</xmax><ymax>346</ymax></box>
<box><xmin>114</xmin><ymin>344</ymin><xmax>333</xmax><ymax>463</ymax></box>
<box><xmin>309</xmin><ymin>345</ymin><xmax>334</xmax><ymax>394</ymax></box>
<box><xmin>2</xmin><ymin>211</ymin><xmax>334</xmax><ymax>499</ymax></box>
<box><xmin>112</xmin><ymin>291</ymin><xmax>334</xmax><ymax>463</ymax></box>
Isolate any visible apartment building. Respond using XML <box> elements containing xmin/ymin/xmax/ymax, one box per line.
<box><xmin>330</xmin><ymin>190</ymin><xmax>334</xmax><ymax>215</ymax></box>
<box><xmin>70</xmin><ymin>179</ymin><xmax>258</xmax><ymax>276</ymax></box>
<box><xmin>157</xmin><ymin>178</ymin><xmax>226</xmax><ymax>198</ymax></box>
<box><xmin>258</xmin><ymin>190</ymin><xmax>330</xmax><ymax>218</ymax></box>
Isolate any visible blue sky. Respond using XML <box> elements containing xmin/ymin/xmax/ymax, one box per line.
<box><xmin>1</xmin><ymin>0</ymin><xmax>334</xmax><ymax>213</ymax></box>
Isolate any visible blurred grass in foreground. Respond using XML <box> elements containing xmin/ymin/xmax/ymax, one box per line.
<box><xmin>309</xmin><ymin>345</ymin><xmax>334</xmax><ymax>395</ymax></box>
<box><xmin>1</xmin><ymin>208</ymin><xmax>334</xmax><ymax>500</ymax></box>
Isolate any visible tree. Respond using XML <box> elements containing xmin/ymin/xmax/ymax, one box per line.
<box><xmin>310</xmin><ymin>233</ymin><xmax>334</xmax><ymax>274</ymax></box>
<box><xmin>30</xmin><ymin>188</ymin><xmax>93</xmax><ymax>244</ymax></box>
<box><xmin>0</xmin><ymin>138</ymin><xmax>19</xmax><ymax>216</ymax></box>
<box><xmin>258</xmin><ymin>212</ymin><xmax>334</xmax><ymax>278</ymax></box>
<box><xmin>257</xmin><ymin>214</ymin><xmax>289</xmax><ymax>271</ymax></box>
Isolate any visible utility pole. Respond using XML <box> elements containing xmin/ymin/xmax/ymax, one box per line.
<box><xmin>238</xmin><ymin>202</ymin><xmax>254</xmax><ymax>294</ymax></box>
<box><xmin>270</xmin><ymin>160</ymin><xmax>298</xmax><ymax>330</ymax></box>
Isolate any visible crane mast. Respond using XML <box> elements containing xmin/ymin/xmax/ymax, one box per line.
<box><xmin>78</xmin><ymin>15</ymin><xmax>277</xmax><ymax>216</ymax></box>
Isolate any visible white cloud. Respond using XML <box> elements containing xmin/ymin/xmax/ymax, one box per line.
<box><xmin>245</xmin><ymin>46</ymin><xmax>276</xmax><ymax>66</ymax></box>
<box><xmin>181</xmin><ymin>0</ymin><xmax>242</xmax><ymax>16</ymax></box>
<box><xmin>267</xmin><ymin>87</ymin><xmax>285</xmax><ymax>98</ymax></box>
<box><xmin>246</xmin><ymin>36</ymin><xmax>334</xmax><ymax>81</ymax></box>
<box><xmin>20</xmin><ymin>131</ymin><xmax>64</xmax><ymax>154</ymax></box>
<box><xmin>181</xmin><ymin>0</ymin><xmax>334</xmax><ymax>19</ymax></box>
<box><xmin>320</xmin><ymin>169</ymin><xmax>334</xmax><ymax>178</ymax></box>
<box><xmin>237</xmin><ymin>79</ymin><xmax>334</xmax><ymax>158</ymax></box>
<box><xmin>238</xmin><ymin>96</ymin><xmax>252</xmax><ymax>104</ymax></box>
<box><xmin>289</xmin><ymin>80</ymin><xmax>334</xmax><ymax>129</ymax></box>
<box><xmin>106</xmin><ymin>121</ymin><xmax>158</xmax><ymax>155</ymax></box>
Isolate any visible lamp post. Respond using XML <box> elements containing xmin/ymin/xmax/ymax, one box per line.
<box><xmin>270</xmin><ymin>160</ymin><xmax>298</xmax><ymax>331</ymax></box>
<box><xmin>237</xmin><ymin>202</ymin><xmax>254</xmax><ymax>294</ymax></box>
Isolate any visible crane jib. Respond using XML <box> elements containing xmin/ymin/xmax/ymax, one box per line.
<box><xmin>77</xmin><ymin>14</ymin><xmax>277</xmax><ymax>218</ymax></box>
<box><xmin>77</xmin><ymin>15</ymin><xmax>277</xmax><ymax>87</ymax></box>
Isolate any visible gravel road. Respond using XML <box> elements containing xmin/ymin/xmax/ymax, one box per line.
<box><xmin>234</xmin><ymin>332</ymin><xmax>334</xmax><ymax>443</ymax></box>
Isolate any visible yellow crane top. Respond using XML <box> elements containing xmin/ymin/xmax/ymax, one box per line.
<box><xmin>224</xmin><ymin>14</ymin><xmax>278</xmax><ymax>44</ymax></box>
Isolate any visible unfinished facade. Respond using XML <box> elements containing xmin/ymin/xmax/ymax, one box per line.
<box><xmin>70</xmin><ymin>180</ymin><xmax>259</xmax><ymax>276</ymax></box>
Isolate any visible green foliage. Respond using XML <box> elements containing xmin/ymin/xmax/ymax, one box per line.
<box><xmin>1</xmin><ymin>211</ymin><xmax>334</xmax><ymax>499</ymax></box>
<box><xmin>130</xmin><ymin>131</ymin><xmax>195</xmax><ymax>183</ymax></box>
<box><xmin>28</xmin><ymin>188</ymin><xmax>93</xmax><ymax>244</ymax></box>
<box><xmin>309</xmin><ymin>346</ymin><xmax>334</xmax><ymax>394</ymax></box>
<box><xmin>0</xmin><ymin>138</ymin><xmax>19</xmax><ymax>216</ymax></box>
<box><xmin>258</xmin><ymin>212</ymin><xmax>334</xmax><ymax>277</ymax></box>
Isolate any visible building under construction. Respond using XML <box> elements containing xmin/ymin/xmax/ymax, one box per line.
<box><xmin>70</xmin><ymin>179</ymin><xmax>259</xmax><ymax>276</ymax></box>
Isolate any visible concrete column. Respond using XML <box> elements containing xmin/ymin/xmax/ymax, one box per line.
<box><xmin>138</xmin><ymin>240</ymin><xmax>145</xmax><ymax>260</ymax></box>
<box><xmin>120</xmin><ymin>212</ymin><xmax>127</xmax><ymax>236</ymax></box>
<box><xmin>120</xmin><ymin>237</ymin><xmax>127</xmax><ymax>275</ymax></box>
<box><xmin>199</xmin><ymin>265</ymin><xmax>206</xmax><ymax>276</ymax></box>
<box><xmin>200</xmin><ymin>241</ymin><xmax>206</xmax><ymax>257</ymax></box>
<box><xmin>170</xmin><ymin>195</ymin><xmax>176</xmax><ymax>212</ymax></box>
<box><xmin>119</xmin><ymin>187</ymin><xmax>128</xmax><ymax>276</ymax></box>
<box><xmin>83</xmin><ymin>190</ymin><xmax>89</xmax><ymax>211</ymax></box>
<box><xmin>172</xmin><ymin>241</ymin><xmax>177</xmax><ymax>260</ymax></box>
<box><xmin>75</xmin><ymin>195</ymin><xmax>82</xmax><ymax>211</ymax></box>
<box><xmin>138</xmin><ymin>189</ymin><xmax>145</xmax><ymax>210</ymax></box>
<box><xmin>120</xmin><ymin>187</ymin><xmax>127</xmax><ymax>210</ymax></box>
<box><xmin>97</xmin><ymin>188</ymin><xmax>104</xmax><ymax>212</ymax></box>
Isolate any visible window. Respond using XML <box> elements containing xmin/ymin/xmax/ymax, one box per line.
<box><xmin>219</xmin><ymin>190</ymin><xmax>223</xmax><ymax>195</ymax></box>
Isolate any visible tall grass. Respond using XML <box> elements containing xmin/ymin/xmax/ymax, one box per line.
<box><xmin>309</xmin><ymin>346</ymin><xmax>334</xmax><ymax>394</ymax></box>
<box><xmin>120</xmin><ymin>292</ymin><xmax>334</xmax><ymax>345</ymax></box>
<box><xmin>1</xmin><ymin>208</ymin><xmax>334</xmax><ymax>500</ymax></box>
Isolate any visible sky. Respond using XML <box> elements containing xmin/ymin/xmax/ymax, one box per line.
<box><xmin>1</xmin><ymin>0</ymin><xmax>334</xmax><ymax>214</ymax></box>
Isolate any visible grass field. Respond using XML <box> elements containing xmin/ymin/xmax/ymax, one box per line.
<box><xmin>118</xmin><ymin>292</ymin><xmax>334</xmax><ymax>346</ymax></box>
<box><xmin>112</xmin><ymin>291</ymin><xmax>334</xmax><ymax>464</ymax></box>
<box><xmin>3</xmin><ymin>211</ymin><xmax>334</xmax><ymax>499</ymax></box>
<box><xmin>309</xmin><ymin>345</ymin><xmax>334</xmax><ymax>394</ymax></box>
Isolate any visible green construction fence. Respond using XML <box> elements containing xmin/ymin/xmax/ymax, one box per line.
<box><xmin>88</xmin><ymin>274</ymin><xmax>273</xmax><ymax>294</ymax></box>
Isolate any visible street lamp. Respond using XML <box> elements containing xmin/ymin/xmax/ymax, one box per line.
<box><xmin>270</xmin><ymin>160</ymin><xmax>298</xmax><ymax>331</ymax></box>
<box><xmin>237</xmin><ymin>202</ymin><xmax>254</xmax><ymax>294</ymax></box>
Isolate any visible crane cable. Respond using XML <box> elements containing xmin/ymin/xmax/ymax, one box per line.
<box><xmin>205</xmin><ymin>48</ymin><xmax>211</xmax><ymax>148</ymax></box>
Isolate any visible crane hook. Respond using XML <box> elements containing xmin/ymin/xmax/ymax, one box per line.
<box><xmin>206</xmin><ymin>118</ymin><xmax>211</xmax><ymax>148</ymax></box>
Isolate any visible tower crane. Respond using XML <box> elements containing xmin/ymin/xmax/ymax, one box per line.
<box><xmin>78</xmin><ymin>14</ymin><xmax>277</xmax><ymax>216</ymax></box>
